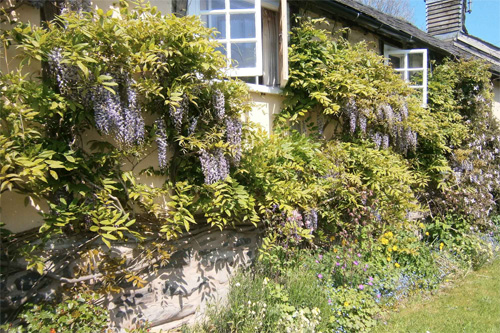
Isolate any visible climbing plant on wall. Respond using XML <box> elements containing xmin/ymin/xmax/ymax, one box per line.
<box><xmin>0</xmin><ymin>0</ymin><xmax>258</xmax><ymax>290</ymax></box>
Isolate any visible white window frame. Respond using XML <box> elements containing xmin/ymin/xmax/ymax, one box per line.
<box><xmin>189</xmin><ymin>0</ymin><xmax>263</xmax><ymax>77</ymax></box>
<box><xmin>384</xmin><ymin>46</ymin><xmax>428</xmax><ymax>106</ymax></box>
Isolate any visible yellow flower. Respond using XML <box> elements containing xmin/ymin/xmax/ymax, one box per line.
<box><xmin>385</xmin><ymin>231</ymin><xmax>394</xmax><ymax>239</ymax></box>
<box><xmin>419</xmin><ymin>223</ymin><xmax>425</xmax><ymax>229</ymax></box>
<box><xmin>439</xmin><ymin>242</ymin><xmax>444</xmax><ymax>251</ymax></box>
<box><xmin>333</xmin><ymin>248</ymin><xmax>338</xmax><ymax>253</ymax></box>
<box><xmin>344</xmin><ymin>301</ymin><xmax>350</xmax><ymax>307</ymax></box>
<box><xmin>330</xmin><ymin>236</ymin><xmax>335</xmax><ymax>242</ymax></box>
<box><xmin>380</xmin><ymin>238</ymin><xmax>389</xmax><ymax>245</ymax></box>
<box><xmin>388</xmin><ymin>248</ymin><xmax>392</xmax><ymax>252</ymax></box>
<box><xmin>395</xmin><ymin>263</ymin><xmax>400</xmax><ymax>268</ymax></box>
<box><xmin>393</xmin><ymin>245</ymin><xmax>398</xmax><ymax>251</ymax></box>
<box><xmin>425</xmin><ymin>232</ymin><xmax>429</xmax><ymax>236</ymax></box>
<box><xmin>386</xmin><ymin>257</ymin><xmax>391</xmax><ymax>262</ymax></box>
<box><xmin>342</xmin><ymin>239</ymin><xmax>347</xmax><ymax>246</ymax></box>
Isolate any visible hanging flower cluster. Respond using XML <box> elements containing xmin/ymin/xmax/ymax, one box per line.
<box><xmin>213</xmin><ymin>89</ymin><xmax>226</xmax><ymax>121</ymax></box>
<box><xmin>445</xmin><ymin>130</ymin><xmax>500</xmax><ymax>223</ymax></box>
<box><xmin>47</xmin><ymin>48</ymin><xmax>80</xmax><ymax>99</ymax></box>
<box><xmin>194</xmin><ymin>90</ymin><xmax>243</xmax><ymax>184</ymax></box>
<box><xmin>343</xmin><ymin>99</ymin><xmax>417</xmax><ymax>154</ymax></box>
<box><xmin>188</xmin><ymin>117</ymin><xmax>198</xmax><ymax>136</ymax></box>
<box><xmin>304</xmin><ymin>209</ymin><xmax>318</xmax><ymax>233</ymax></box>
<box><xmin>282</xmin><ymin>209</ymin><xmax>304</xmax><ymax>242</ymax></box>
<box><xmin>225</xmin><ymin>117</ymin><xmax>243</xmax><ymax>164</ymax></box>
<box><xmin>199</xmin><ymin>148</ymin><xmax>230</xmax><ymax>184</ymax></box>
<box><xmin>169</xmin><ymin>97</ymin><xmax>188</xmax><ymax>133</ymax></box>
<box><xmin>155</xmin><ymin>119</ymin><xmax>169</xmax><ymax>170</ymax></box>
<box><xmin>48</xmin><ymin>49</ymin><xmax>145</xmax><ymax>148</ymax></box>
<box><xmin>90</xmin><ymin>75</ymin><xmax>145</xmax><ymax>147</ymax></box>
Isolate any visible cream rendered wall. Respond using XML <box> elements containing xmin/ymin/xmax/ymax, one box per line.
<box><xmin>0</xmin><ymin>0</ymin><xmax>281</xmax><ymax>233</ymax></box>
<box><xmin>493</xmin><ymin>80</ymin><xmax>500</xmax><ymax>121</ymax></box>
<box><xmin>247</xmin><ymin>91</ymin><xmax>283</xmax><ymax>133</ymax></box>
<box><xmin>1</xmin><ymin>2</ymin><xmax>45</xmax><ymax>232</ymax></box>
<box><xmin>93</xmin><ymin>0</ymin><xmax>172</xmax><ymax>15</ymax></box>
<box><xmin>0</xmin><ymin>1</ymin><xmax>174</xmax><ymax>233</ymax></box>
<box><xmin>0</xmin><ymin>1</ymin><xmax>41</xmax><ymax>74</ymax></box>
<box><xmin>305</xmin><ymin>10</ymin><xmax>381</xmax><ymax>53</ymax></box>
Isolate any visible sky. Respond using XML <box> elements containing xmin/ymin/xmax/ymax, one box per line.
<box><xmin>409</xmin><ymin>0</ymin><xmax>500</xmax><ymax>47</ymax></box>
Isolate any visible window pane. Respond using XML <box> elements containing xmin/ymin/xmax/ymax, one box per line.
<box><xmin>409</xmin><ymin>70</ymin><xmax>424</xmax><ymax>86</ymax></box>
<box><xmin>412</xmin><ymin>88</ymin><xmax>423</xmax><ymax>101</ymax></box>
<box><xmin>201</xmin><ymin>14</ymin><xmax>226</xmax><ymax>39</ymax></box>
<box><xmin>216</xmin><ymin>43</ymin><xmax>227</xmax><ymax>57</ymax></box>
<box><xmin>231</xmin><ymin>42</ymin><xmax>257</xmax><ymax>68</ymax></box>
<box><xmin>395</xmin><ymin>70</ymin><xmax>404</xmax><ymax>80</ymax></box>
<box><xmin>409</xmin><ymin>53</ymin><xmax>423</xmax><ymax>68</ymax></box>
<box><xmin>201</xmin><ymin>0</ymin><xmax>225</xmax><ymax>10</ymax></box>
<box><xmin>230</xmin><ymin>14</ymin><xmax>255</xmax><ymax>39</ymax></box>
<box><xmin>389</xmin><ymin>54</ymin><xmax>405</xmax><ymax>69</ymax></box>
<box><xmin>230</xmin><ymin>0</ymin><xmax>255</xmax><ymax>9</ymax></box>
<box><xmin>239</xmin><ymin>76</ymin><xmax>258</xmax><ymax>84</ymax></box>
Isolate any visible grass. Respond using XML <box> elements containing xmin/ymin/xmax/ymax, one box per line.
<box><xmin>374</xmin><ymin>257</ymin><xmax>500</xmax><ymax>333</ymax></box>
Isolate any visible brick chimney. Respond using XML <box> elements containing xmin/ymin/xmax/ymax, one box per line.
<box><xmin>426</xmin><ymin>0</ymin><xmax>469</xmax><ymax>39</ymax></box>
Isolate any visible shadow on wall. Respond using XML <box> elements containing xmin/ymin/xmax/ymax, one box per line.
<box><xmin>108</xmin><ymin>225</ymin><xmax>261</xmax><ymax>331</ymax></box>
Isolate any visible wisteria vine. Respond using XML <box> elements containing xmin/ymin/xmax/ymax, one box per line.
<box><xmin>343</xmin><ymin>99</ymin><xmax>417</xmax><ymax>154</ymax></box>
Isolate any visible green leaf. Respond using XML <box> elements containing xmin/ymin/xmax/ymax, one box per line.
<box><xmin>65</xmin><ymin>155</ymin><xmax>76</xmax><ymax>163</ymax></box>
<box><xmin>101</xmin><ymin>233</ymin><xmax>117</xmax><ymax>240</ymax></box>
<box><xmin>102</xmin><ymin>237</ymin><xmax>111</xmax><ymax>248</ymax></box>
<box><xmin>76</xmin><ymin>61</ymin><xmax>89</xmax><ymax>77</ymax></box>
<box><xmin>49</xmin><ymin>170</ymin><xmax>58</xmax><ymax>180</ymax></box>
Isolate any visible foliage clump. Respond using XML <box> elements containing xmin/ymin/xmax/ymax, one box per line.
<box><xmin>1</xmin><ymin>5</ymin><xmax>500</xmax><ymax>333</ymax></box>
<box><xmin>0</xmin><ymin>2</ymin><xmax>257</xmax><ymax>324</ymax></box>
<box><xmin>281</xmin><ymin>18</ymin><xmax>434</xmax><ymax>155</ymax></box>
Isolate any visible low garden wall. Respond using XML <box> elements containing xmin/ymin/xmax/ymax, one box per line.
<box><xmin>1</xmin><ymin>225</ymin><xmax>262</xmax><ymax>331</ymax></box>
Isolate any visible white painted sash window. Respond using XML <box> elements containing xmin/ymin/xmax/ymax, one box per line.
<box><xmin>384</xmin><ymin>47</ymin><xmax>428</xmax><ymax>106</ymax></box>
<box><xmin>189</xmin><ymin>0</ymin><xmax>263</xmax><ymax>77</ymax></box>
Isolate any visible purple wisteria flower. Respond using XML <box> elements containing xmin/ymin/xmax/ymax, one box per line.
<box><xmin>47</xmin><ymin>47</ymin><xmax>80</xmax><ymax>99</ymax></box>
<box><xmin>225</xmin><ymin>117</ymin><xmax>242</xmax><ymax>164</ymax></box>
<box><xmin>155</xmin><ymin>119</ymin><xmax>168</xmax><ymax>169</ymax></box>
<box><xmin>90</xmin><ymin>74</ymin><xmax>145</xmax><ymax>147</ymax></box>
<box><xmin>188</xmin><ymin>116</ymin><xmax>198</xmax><ymax>135</ymax></box>
<box><xmin>213</xmin><ymin>89</ymin><xmax>225</xmax><ymax>120</ymax></box>
<box><xmin>304</xmin><ymin>209</ymin><xmax>318</xmax><ymax>232</ymax></box>
<box><xmin>199</xmin><ymin>148</ymin><xmax>230</xmax><ymax>184</ymax></box>
<box><xmin>169</xmin><ymin>97</ymin><xmax>187</xmax><ymax>132</ymax></box>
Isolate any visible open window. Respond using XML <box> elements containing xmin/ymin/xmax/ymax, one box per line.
<box><xmin>189</xmin><ymin>0</ymin><xmax>263</xmax><ymax>77</ymax></box>
<box><xmin>384</xmin><ymin>47</ymin><xmax>428</xmax><ymax>106</ymax></box>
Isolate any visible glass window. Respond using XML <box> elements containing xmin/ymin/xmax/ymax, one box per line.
<box><xmin>201</xmin><ymin>0</ymin><xmax>225</xmax><ymax>11</ymax></box>
<box><xmin>201</xmin><ymin>14</ymin><xmax>226</xmax><ymax>39</ymax></box>
<box><xmin>385</xmin><ymin>47</ymin><xmax>428</xmax><ymax>106</ymax></box>
<box><xmin>189</xmin><ymin>0</ymin><xmax>263</xmax><ymax>77</ymax></box>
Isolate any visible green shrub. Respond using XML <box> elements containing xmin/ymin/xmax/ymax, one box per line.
<box><xmin>188</xmin><ymin>263</ymin><xmax>331</xmax><ymax>333</ymax></box>
<box><xmin>319</xmin><ymin>140</ymin><xmax>424</xmax><ymax>239</ymax></box>
<box><xmin>17</xmin><ymin>293</ymin><xmax>108</xmax><ymax>333</ymax></box>
<box><xmin>426</xmin><ymin>214</ymin><xmax>498</xmax><ymax>269</ymax></box>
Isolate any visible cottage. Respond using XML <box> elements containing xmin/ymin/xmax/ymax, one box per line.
<box><xmin>0</xmin><ymin>0</ymin><xmax>499</xmax><ymax>330</ymax></box>
<box><xmin>2</xmin><ymin>0</ymin><xmax>499</xmax><ymax>232</ymax></box>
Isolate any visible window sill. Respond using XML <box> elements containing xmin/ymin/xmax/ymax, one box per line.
<box><xmin>246</xmin><ymin>83</ymin><xmax>283</xmax><ymax>95</ymax></box>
